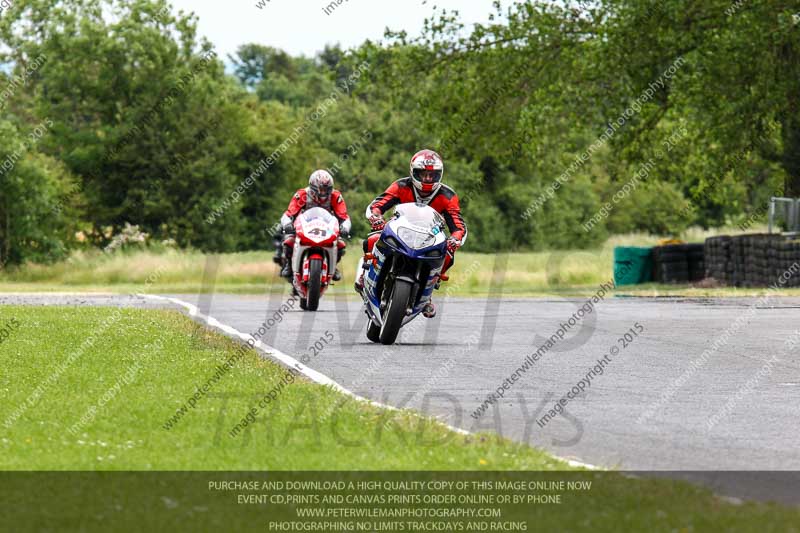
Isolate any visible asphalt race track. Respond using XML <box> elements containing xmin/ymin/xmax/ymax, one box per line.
<box><xmin>4</xmin><ymin>292</ymin><xmax>800</xmax><ymax>504</ymax></box>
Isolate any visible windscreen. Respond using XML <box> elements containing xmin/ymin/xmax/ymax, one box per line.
<box><xmin>393</xmin><ymin>203</ymin><xmax>445</xmax><ymax>232</ymax></box>
<box><xmin>301</xmin><ymin>207</ymin><xmax>336</xmax><ymax>223</ymax></box>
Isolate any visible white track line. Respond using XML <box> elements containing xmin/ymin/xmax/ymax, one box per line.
<box><xmin>140</xmin><ymin>294</ymin><xmax>599</xmax><ymax>471</ymax></box>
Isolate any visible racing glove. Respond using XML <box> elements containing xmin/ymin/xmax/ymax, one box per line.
<box><xmin>369</xmin><ymin>212</ymin><xmax>385</xmax><ymax>231</ymax></box>
<box><xmin>280</xmin><ymin>214</ymin><xmax>295</xmax><ymax>234</ymax></box>
<box><xmin>446</xmin><ymin>237</ymin><xmax>461</xmax><ymax>253</ymax></box>
<box><xmin>340</xmin><ymin>218</ymin><xmax>352</xmax><ymax>239</ymax></box>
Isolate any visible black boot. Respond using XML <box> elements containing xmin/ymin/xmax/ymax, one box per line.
<box><xmin>280</xmin><ymin>245</ymin><xmax>293</xmax><ymax>278</ymax></box>
<box><xmin>332</xmin><ymin>243</ymin><xmax>345</xmax><ymax>281</ymax></box>
<box><xmin>272</xmin><ymin>234</ymin><xmax>283</xmax><ymax>265</ymax></box>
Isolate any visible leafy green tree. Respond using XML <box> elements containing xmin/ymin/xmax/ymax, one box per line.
<box><xmin>481</xmin><ymin>1</ymin><xmax>792</xmax><ymax>229</ymax></box>
<box><xmin>0</xmin><ymin>121</ymin><xmax>77</xmax><ymax>266</ymax></box>
<box><xmin>598</xmin><ymin>0</ymin><xmax>795</xmax><ymax>212</ymax></box>
<box><xmin>230</xmin><ymin>44</ymin><xmax>296</xmax><ymax>88</ymax></box>
<box><xmin>0</xmin><ymin>0</ymin><xmax>249</xmax><ymax>250</ymax></box>
<box><xmin>5</xmin><ymin>0</ymin><xmax>796</xmax><ymax>264</ymax></box>
<box><xmin>609</xmin><ymin>181</ymin><xmax>693</xmax><ymax>236</ymax></box>
<box><xmin>367</xmin><ymin>0</ymin><xmax>797</xmax><ymax>237</ymax></box>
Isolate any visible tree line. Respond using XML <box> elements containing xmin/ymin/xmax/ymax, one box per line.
<box><xmin>0</xmin><ymin>0</ymin><xmax>796</xmax><ymax>267</ymax></box>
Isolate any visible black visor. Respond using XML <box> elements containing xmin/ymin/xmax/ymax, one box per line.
<box><xmin>312</xmin><ymin>183</ymin><xmax>332</xmax><ymax>197</ymax></box>
<box><xmin>413</xmin><ymin>168</ymin><xmax>442</xmax><ymax>183</ymax></box>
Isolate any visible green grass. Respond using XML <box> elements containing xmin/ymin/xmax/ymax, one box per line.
<box><xmin>0</xmin><ymin>305</ymin><xmax>568</xmax><ymax>470</ymax></box>
<box><xmin>3</xmin><ymin>225</ymin><xmax>797</xmax><ymax>297</ymax></box>
<box><xmin>1</xmin><ymin>306</ymin><xmax>799</xmax><ymax>532</ymax></box>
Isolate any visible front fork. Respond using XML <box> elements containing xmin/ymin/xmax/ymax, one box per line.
<box><xmin>382</xmin><ymin>262</ymin><xmax>422</xmax><ymax>314</ymax></box>
<box><xmin>301</xmin><ymin>253</ymin><xmax>329</xmax><ymax>283</ymax></box>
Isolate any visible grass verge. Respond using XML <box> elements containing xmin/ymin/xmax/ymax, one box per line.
<box><xmin>0</xmin><ymin>305</ymin><xmax>569</xmax><ymax>470</ymax></box>
<box><xmin>3</xmin><ymin>226</ymin><xmax>798</xmax><ymax>297</ymax></box>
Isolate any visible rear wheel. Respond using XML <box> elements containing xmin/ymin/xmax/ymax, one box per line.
<box><xmin>306</xmin><ymin>258</ymin><xmax>322</xmax><ymax>311</ymax></box>
<box><xmin>379</xmin><ymin>278</ymin><xmax>413</xmax><ymax>345</ymax></box>
<box><xmin>366</xmin><ymin>319</ymin><xmax>381</xmax><ymax>343</ymax></box>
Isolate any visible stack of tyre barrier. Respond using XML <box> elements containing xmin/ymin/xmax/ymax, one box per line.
<box><xmin>704</xmin><ymin>236</ymin><xmax>732</xmax><ymax>284</ymax></box>
<box><xmin>704</xmin><ymin>234</ymin><xmax>800</xmax><ymax>287</ymax></box>
<box><xmin>651</xmin><ymin>243</ymin><xmax>705</xmax><ymax>283</ymax></box>
<box><xmin>775</xmin><ymin>240</ymin><xmax>800</xmax><ymax>287</ymax></box>
<box><xmin>687</xmin><ymin>244</ymin><xmax>705</xmax><ymax>281</ymax></box>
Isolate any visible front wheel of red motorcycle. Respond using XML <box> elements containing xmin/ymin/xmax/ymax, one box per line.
<box><xmin>306</xmin><ymin>258</ymin><xmax>323</xmax><ymax>311</ymax></box>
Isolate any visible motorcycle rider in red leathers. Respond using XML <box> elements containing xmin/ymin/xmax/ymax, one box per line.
<box><xmin>279</xmin><ymin>170</ymin><xmax>352</xmax><ymax>281</ymax></box>
<box><xmin>356</xmin><ymin>149</ymin><xmax>467</xmax><ymax>318</ymax></box>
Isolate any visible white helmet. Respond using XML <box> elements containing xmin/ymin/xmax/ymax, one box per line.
<box><xmin>410</xmin><ymin>149</ymin><xmax>444</xmax><ymax>197</ymax></box>
<box><xmin>308</xmin><ymin>169</ymin><xmax>334</xmax><ymax>204</ymax></box>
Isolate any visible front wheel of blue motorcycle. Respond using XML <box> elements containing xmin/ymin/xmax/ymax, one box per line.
<box><xmin>379</xmin><ymin>278</ymin><xmax>413</xmax><ymax>345</ymax></box>
<box><xmin>366</xmin><ymin>319</ymin><xmax>381</xmax><ymax>343</ymax></box>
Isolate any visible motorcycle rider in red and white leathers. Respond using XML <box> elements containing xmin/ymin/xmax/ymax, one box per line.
<box><xmin>279</xmin><ymin>170</ymin><xmax>352</xmax><ymax>281</ymax></box>
<box><xmin>356</xmin><ymin>149</ymin><xmax>467</xmax><ymax>318</ymax></box>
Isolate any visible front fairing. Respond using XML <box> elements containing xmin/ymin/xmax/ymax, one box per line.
<box><xmin>361</xmin><ymin>203</ymin><xmax>447</xmax><ymax>326</ymax></box>
<box><xmin>383</xmin><ymin>203</ymin><xmax>447</xmax><ymax>258</ymax></box>
<box><xmin>296</xmin><ymin>207</ymin><xmax>339</xmax><ymax>246</ymax></box>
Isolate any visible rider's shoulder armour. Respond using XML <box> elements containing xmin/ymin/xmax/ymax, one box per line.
<box><xmin>436</xmin><ymin>184</ymin><xmax>457</xmax><ymax>201</ymax></box>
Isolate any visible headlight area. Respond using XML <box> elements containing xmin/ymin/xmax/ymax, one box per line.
<box><xmin>421</xmin><ymin>248</ymin><xmax>443</xmax><ymax>259</ymax></box>
<box><xmin>383</xmin><ymin>236</ymin><xmax>401</xmax><ymax>249</ymax></box>
<box><xmin>397</xmin><ymin>227</ymin><xmax>435</xmax><ymax>248</ymax></box>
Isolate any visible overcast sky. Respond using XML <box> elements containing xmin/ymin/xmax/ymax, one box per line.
<box><xmin>168</xmin><ymin>0</ymin><xmax>501</xmax><ymax>59</ymax></box>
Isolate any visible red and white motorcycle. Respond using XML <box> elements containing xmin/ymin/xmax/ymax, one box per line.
<box><xmin>289</xmin><ymin>207</ymin><xmax>341</xmax><ymax>311</ymax></box>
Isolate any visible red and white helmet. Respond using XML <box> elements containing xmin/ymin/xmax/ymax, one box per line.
<box><xmin>410</xmin><ymin>149</ymin><xmax>444</xmax><ymax>197</ymax></box>
<box><xmin>308</xmin><ymin>169</ymin><xmax>334</xmax><ymax>204</ymax></box>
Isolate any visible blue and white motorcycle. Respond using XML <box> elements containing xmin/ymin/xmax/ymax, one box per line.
<box><xmin>356</xmin><ymin>203</ymin><xmax>448</xmax><ymax>344</ymax></box>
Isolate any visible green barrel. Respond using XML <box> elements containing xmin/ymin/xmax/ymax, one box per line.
<box><xmin>613</xmin><ymin>246</ymin><xmax>653</xmax><ymax>286</ymax></box>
